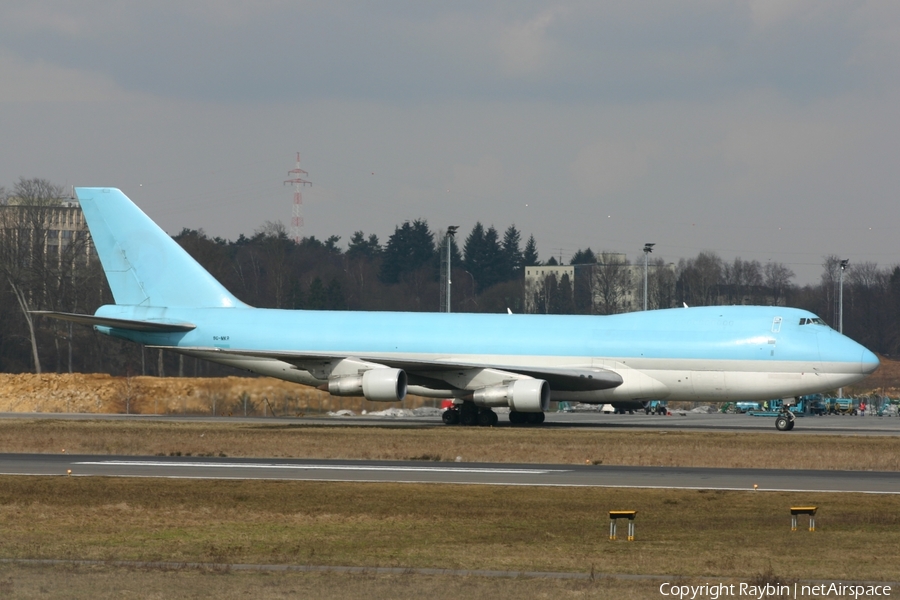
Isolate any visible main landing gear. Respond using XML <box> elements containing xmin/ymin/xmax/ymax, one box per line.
<box><xmin>441</xmin><ymin>401</ymin><xmax>545</xmax><ymax>426</ymax></box>
<box><xmin>508</xmin><ymin>410</ymin><xmax>545</xmax><ymax>425</ymax></box>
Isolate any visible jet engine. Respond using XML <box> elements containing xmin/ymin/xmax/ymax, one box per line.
<box><xmin>328</xmin><ymin>368</ymin><xmax>407</xmax><ymax>402</ymax></box>
<box><xmin>473</xmin><ymin>379</ymin><xmax>549</xmax><ymax>413</ymax></box>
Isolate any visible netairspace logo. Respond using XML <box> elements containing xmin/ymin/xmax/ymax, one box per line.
<box><xmin>659</xmin><ymin>582</ymin><xmax>892</xmax><ymax>599</ymax></box>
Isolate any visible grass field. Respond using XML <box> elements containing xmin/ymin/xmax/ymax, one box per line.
<box><xmin>0</xmin><ymin>563</ymin><xmax>678</xmax><ymax>600</ymax></box>
<box><xmin>1</xmin><ymin>477</ymin><xmax>899</xmax><ymax>590</ymax></box>
<box><xmin>2</xmin><ymin>418</ymin><xmax>899</xmax><ymax>598</ymax></box>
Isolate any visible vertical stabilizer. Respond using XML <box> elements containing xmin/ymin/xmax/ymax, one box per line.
<box><xmin>75</xmin><ymin>187</ymin><xmax>246</xmax><ymax>308</ymax></box>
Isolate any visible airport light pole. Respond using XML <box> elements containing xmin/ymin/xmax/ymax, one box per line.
<box><xmin>838</xmin><ymin>258</ymin><xmax>849</xmax><ymax>398</ymax></box>
<box><xmin>643</xmin><ymin>243</ymin><xmax>655</xmax><ymax>311</ymax></box>
<box><xmin>839</xmin><ymin>259</ymin><xmax>849</xmax><ymax>334</ymax></box>
<box><xmin>440</xmin><ymin>226</ymin><xmax>458</xmax><ymax>313</ymax></box>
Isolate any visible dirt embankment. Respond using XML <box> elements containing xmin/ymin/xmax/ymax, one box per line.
<box><xmin>1</xmin><ymin>356</ymin><xmax>897</xmax><ymax>415</ymax></box>
<box><xmin>0</xmin><ymin>373</ymin><xmax>429</xmax><ymax>415</ymax></box>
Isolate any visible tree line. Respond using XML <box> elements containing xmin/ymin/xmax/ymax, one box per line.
<box><xmin>1</xmin><ymin>177</ymin><xmax>899</xmax><ymax>377</ymax></box>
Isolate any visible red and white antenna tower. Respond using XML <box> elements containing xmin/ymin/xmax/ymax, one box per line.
<box><xmin>284</xmin><ymin>152</ymin><xmax>312</xmax><ymax>243</ymax></box>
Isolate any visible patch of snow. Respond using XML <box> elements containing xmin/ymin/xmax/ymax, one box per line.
<box><xmin>365</xmin><ymin>407</ymin><xmax>415</xmax><ymax>418</ymax></box>
<box><xmin>327</xmin><ymin>409</ymin><xmax>356</xmax><ymax>417</ymax></box>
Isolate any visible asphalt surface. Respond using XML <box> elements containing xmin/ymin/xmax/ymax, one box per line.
<box><xmin>2</xmin><ymin>410</ymin><xmax>898</xmax><ymax>493</ymax></box>
<box><xmin>3</xmin><ymin>409</ymin><xmax>900</xmax><ymax>435</ymax></box>
<box><xmin>1</xmin><ymin>453</ymin><xmax>898</xmax><ymax>493</ymax></box>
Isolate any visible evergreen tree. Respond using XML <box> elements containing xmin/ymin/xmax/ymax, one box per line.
<box><xmin>307</xmin><ymin>277</ymin><xmax>327</xmax><ymax>309</ymax></box>
<box><xmin>482</xmin><ymin>226</ymin><xmax>504</xmax><ymax>289</ymax></box>
<box><xmin>326</xmin><ymin>277</ymin><xmax>346</xmax><ymax>310</ymax></box>
<box><xmin>557</xmin><ymin>273</ymin><xmax>575</xmax><ymax>314</ymax></box>
<box><xmin>570</xmin><ymin>247</ymin><xmax>596</xmax><ymax>265</ymax></box>
<box><xmin>463</xmin><ymin>222</ymin><xmax>485</xmax><ymax>290</ymax></box>
<box><xmin>324</xmin><ymin>235</ymin><xmax>342</xmax><ymax>254</ymax></box>
<box><xmin>347</xmin><ymin>231</ymin><xmax>381</xmax><ymax>259</ymax></box>
<box><xmin>379</xmin><ymin>220</ymin><xmax>435</xmax><ymax>284</ymax></box>
<box><xmin>523</xmin><ymin>235</ymin><xmax>540</xmax><ymax>267</ymax></box>
<box><xmin>463</xmin><ymin>223</ymin><xmax>504</xmax><ymax>292</ymax></box>
<box><xmin>501</xmin><ymin>225</ymin><xmax>523</xmax><ymax>281</ymax></box>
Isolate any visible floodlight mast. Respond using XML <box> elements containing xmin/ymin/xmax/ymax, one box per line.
<box><xmin>441</xmin><ymin>226</ymin><xmax>459</xmax><ymax>313</ymax></box>
<box><xmin>839</xmin><ymin>259</ymin><xmax>849</xmax><ymax>334</ymax></box>
<box><xmin>643</xmin><ymin>243</ymin><xmax>655</xmax><ymax>311</ymax></box>
<box><xmin>838</xmin><ymin>258</ymin><xmax>849</xmax><ymax>398</ymax></box>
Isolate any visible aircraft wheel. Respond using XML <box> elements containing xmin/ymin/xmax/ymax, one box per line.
<box><xmin>526</xmin><ymin>412</ymin><xmax>545</xmax><ymax>425</ymax></box>
<box><xmin>775</xmin><ymin>416</ymin><xmax>790</xmax><ymax>431</ymax></box>
<box><xmin>442</xmin><ymin>409</ymin><xmax>459</xmax><ymax>425</ymax></box>
<box><xmin>478</xmin><ymin>410</ymin><xmax>498</xmax><ymax>427</ymax></box>
<box><xmin>787</xmin><ymin>419</ymin><xmax>795</xmax><ymax>431</ymax></box>
<box><xmin>508</xmin><ymin>411</ymin><xmax>525</xmax><ymax>425</ymax></box>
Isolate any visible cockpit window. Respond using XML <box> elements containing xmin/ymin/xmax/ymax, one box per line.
<box><xmin>799</xmin><ymin>317</ymin><xmax>827</xmax><ymax>326</ymax></box>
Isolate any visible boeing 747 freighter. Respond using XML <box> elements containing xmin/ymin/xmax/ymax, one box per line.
<box><xmin>37</xmin><ymin>188</ymin><xmax>879</xmax><ymax>431</ymax></box>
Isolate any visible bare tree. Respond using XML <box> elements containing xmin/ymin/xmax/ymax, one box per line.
<box><xmin>649</xmin><ymin>258</ymin><xmax>677</xmax><ymax>310</ymax></box>
<box><xmin>820</xmin><ymin>255</ymin><xmax>843</xmax><ymax>326</ymax></box>
<box><xmin>0</xmin><ymin>178</ymin><xmax>67</xmax><ymax>373</ymax></box>
<box><xmin>253</xmin><ymin>221</ymin><xmax>293</xmax><ymax>308</ymax></box>
<box><xmin>594</xmin><ymin>252</ymin><xmax>631</xmax><ymax>315</ymax></box>
<box><xmin>721</xmin><ymin>258</ymin><xmax>763</xmax><ymax>304</ymax></box>
<box><xmin>678</xmin><ymin>251</ymin><xmax>723</xmax><ymax>306</ymax></box>
<box><xmin>763</xmin><ymin>262</ymin><xmax>794</xmax><ymax>306</ymax></box>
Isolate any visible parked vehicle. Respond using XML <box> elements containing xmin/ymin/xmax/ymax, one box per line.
<box><xmin>826</xmin><ymin>397</ymin><xmax>858</xmax><ymax>415</ymax></box>
<box><xmin>735</xmin><ymin>401</ymin><xmax>762</xmax><ymax>414</ymax></box>
<box><xmin>644</xmin><ymin>400</ymin><xmax>668</xmax><ymax>415</ymax></box>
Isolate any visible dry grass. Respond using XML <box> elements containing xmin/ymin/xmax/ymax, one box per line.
<box><xmin>1</xmin><ymin>419</ymin><xmax>900</xmax><ymax>471</ymax></box>
<box><xmin>1</xmin><ymin>476</ymin><xmax>899</xmax><ymax>583</ymax></box>
<box><xmin>2</xmin><ymin>420</ymin><xmax>899</xmax><ymax>597</ymax></box>
<box><xmin>0</xmin><ymin>563</ymin><xmax>674</xmax><ymax>600</ymax></box>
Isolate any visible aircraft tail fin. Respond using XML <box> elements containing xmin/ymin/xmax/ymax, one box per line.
<box><xmin>75</xmin><ymin>187</ymin><xmax>245</xmax><ymax>308</ymax></box>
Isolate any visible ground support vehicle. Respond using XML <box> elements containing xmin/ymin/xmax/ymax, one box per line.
<box><xmin>644</xmin><ymin>400</ymin><xmax>668</xmax><ymax>415</ymax></box>
<box><xmin>826</xmin><ymin>398</ymin><xmax>858</xmax><ymax>415</ymax></box>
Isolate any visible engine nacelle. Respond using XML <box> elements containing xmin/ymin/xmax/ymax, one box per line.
<box><xmin>363</xmin><ymin>368</ymin><xmax>407</xmax><ymax>402</ymax></box>
<box><xmin>328</xmin><ymin>368</ymin><xmax>407</xmax><ymax>402</ymax></box>
<box><xmin>473</xmin><ymin>379</ymin><xmax>549</xmax><ymax>413</ymax></box>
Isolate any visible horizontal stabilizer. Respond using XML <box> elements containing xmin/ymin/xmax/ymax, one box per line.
<box><xmin>31</xmin><ymin>311</ymin><xmax>196</xmax><ymax>332</ymax></box>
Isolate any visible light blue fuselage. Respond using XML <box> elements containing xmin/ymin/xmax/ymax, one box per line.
<box><xmin>95</xmin><ymin>303</ymin><xmax>877</xmax><ymax>402</ymax></box>
<box><xmin>70</xmin><ymin>187</ymin><xmax>878</xmax><ymax>406</ymax></box>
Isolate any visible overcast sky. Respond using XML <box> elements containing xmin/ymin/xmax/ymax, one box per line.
<box><xmin>1</xmin><ymin>1</ymin><xmax>898</xmax><ymax>284</ymax></box>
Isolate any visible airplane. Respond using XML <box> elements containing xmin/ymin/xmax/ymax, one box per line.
<box><xmin>36</xmin><ymin>188</ymin><xmax>879</xmax><ymax>431</ymax></box>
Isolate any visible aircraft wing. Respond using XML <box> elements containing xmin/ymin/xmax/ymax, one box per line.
<box><xmin>158</xmin><ymin>346</ymin><xmax>623</xmax><ymax>392</ymax></box>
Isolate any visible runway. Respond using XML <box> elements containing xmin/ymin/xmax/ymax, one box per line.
<box><xmin>2</xmin><ymin>453</ymin><xmax>898</xmax><ymax>493</ymax></box>
<box><xmin>4</xmin><ymin>410</ymin><xmax>900</xmax><ymax>436</ymax></box>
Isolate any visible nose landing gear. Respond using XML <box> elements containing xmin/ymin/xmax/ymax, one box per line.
<box><xmin>775</xmin><ymin>410</ymin><xmax>795</xmax><ymax>431</ymax></box>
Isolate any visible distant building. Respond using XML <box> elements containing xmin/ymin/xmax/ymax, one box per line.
<box><xmin>0</xmin><ymin>199</ymin><xmax>94</xmax><ymax>268</ymax></box>
<box><xmin>524</xmin><ymin>254</ymin><xmax>676</xmax><ymax>314</ymax></box>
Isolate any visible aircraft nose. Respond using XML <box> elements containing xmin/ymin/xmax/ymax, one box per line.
<box><xmin>861</xmin><ymin>348</ymin><xmax>880</xmax><ymax>375</ymax></box>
